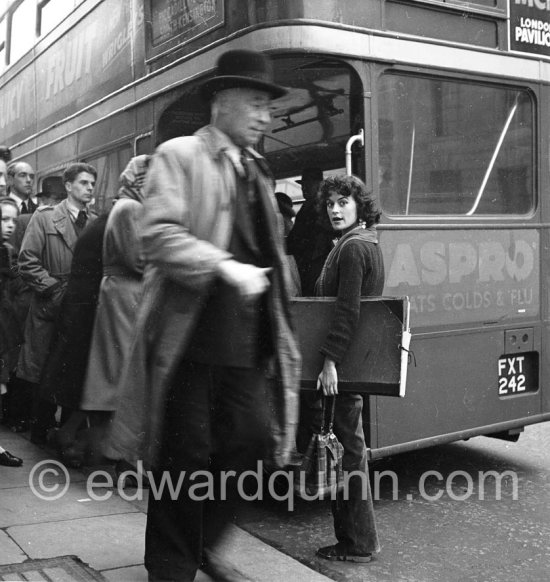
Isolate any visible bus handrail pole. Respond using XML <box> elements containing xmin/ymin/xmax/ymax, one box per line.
<box><xmin>466</xmin><ymin>96</ymin><xmax>519</xmax><ymax>216</ymax></box>
<box><xmin>406</xmin><ymin>124</ymin><xmax>416</xmax><ymax>216</ymax></box>
<box><xmin>345</xmin><ymin>129</ymin><xmax>364</xmax><ymax>176</ymax></box>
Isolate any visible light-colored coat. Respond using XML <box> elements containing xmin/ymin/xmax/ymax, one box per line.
<box><xmin>80</xmin><ymin>198</ymin><xmax>144</xmax><ymax>411</ymax></box>
<box><xmin>107</xmin><ymin>126</ymin><xmax>301</xmax><ymax>469</ymax></box>
<box><xmin>17</xmin><ymin>200</ymin><xmax>96</xmax><ymax>383</ymax></box>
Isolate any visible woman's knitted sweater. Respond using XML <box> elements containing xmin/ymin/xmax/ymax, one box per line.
<box><xmin>316</xmin><ymin>233</ymin><xmax>384</xmax><ymax>363</ymax></box>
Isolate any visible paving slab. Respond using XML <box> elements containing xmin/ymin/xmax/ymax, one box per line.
<box><xmin>216</xmin><ymin>524</ymin><xmax>333</xmax><ymax>582</ymax></box>
<box><xmin>101</xmin><ymin>565</ymin><xmax>148</xmax><ymax>582</ymax></box>
<box><xmin>0</xmin><ymin>480</ymin><xmax>139</xmax><ymax>528</ymax></box>
<box><xmin>0</xmin><ymin>530</ymin><xmax>26</xmax><ymax>566</ymax></box>
<box><xmin>101</xmin><ymin>564</ymin><xmax>216</xmax><ymax>582</ymax></box>
<box><xmin>7</xmin><ymin>513</ymin><xmax>146</xmax><ymax>571</ymax></box>
<box><xmin>0</xmin><ymin>459</ymin><xmax>86</xmax><ymax>491</ymax></box>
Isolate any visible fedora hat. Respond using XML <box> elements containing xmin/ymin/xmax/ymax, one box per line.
<box><xmin>296</xmin><ymin>167</ymin><xmax>323</xmax><ymax>185</ymax></box>
<box><xmin>37</xmin><ymin>176</ymin><xmax>66</xmax><ymax>200</ymax></box>
<box><xmin>201</xmin><ymin>49</ymin><xmax>287</xmax><ymax>101</ymax></box>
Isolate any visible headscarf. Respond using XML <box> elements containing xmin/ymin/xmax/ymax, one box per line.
<box><xmin>117</xmin><ymin>155</ymin><xmax>150</xmax><ymax>203</ymax></box>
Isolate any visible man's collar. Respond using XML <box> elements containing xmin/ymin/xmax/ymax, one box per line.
<box><xmin>199</xmin><ymin>125</ymin><xmax>248</xmax><ymax>176</ymax></box>
<box><xmin>202</xmin><ymin>125</ymin><xmax>240</xmax><ymax>157</ymax></box>
<box><xmin>65</xmin><ymin>199</ymin><xmax>86</xmax><ymax>220</ymax></box>
<box><xmin>9</xmin><ymin>192</ymin><xmax>26</xmax><ymax>207</ymax></box>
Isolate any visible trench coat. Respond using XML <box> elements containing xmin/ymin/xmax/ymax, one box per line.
<box><xmin>40</xmin><ymin>213</ymin><xmax>108</xmax><ymax>408</ymax></box>
<box><xmin>80</xmin><ymin>198</ymin><xmax>144</xmax><ymax>411</ymax></box>
<box><xmin>106</xmin><ymin>125</ymin><xmax>301</xmax><ymax>469</ymax></box>
<box><xmin>17</xmin><ymin>200</ymin><xmax>96</xmax><ymax>383</ymax></box>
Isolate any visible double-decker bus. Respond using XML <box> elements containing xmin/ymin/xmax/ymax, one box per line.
<box><xmin>1</xmin><ymin>0</ymin><xmax>549</xmax><ymax>459</ymax></box>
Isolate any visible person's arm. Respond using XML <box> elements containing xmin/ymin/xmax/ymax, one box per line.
<box><xmin>142</xmin><ymin>140</ymin><xmax>233</xmax><ymax>291</ymax></box>
<box><xmin>143</xmin><ymin>140</ymin><xmax>270</xmax><ymax>299</ymax></box>
<box><xmin>18</xmin><ymin>213</ymin><xmax>60</xmax><ymax>295</ymax></box>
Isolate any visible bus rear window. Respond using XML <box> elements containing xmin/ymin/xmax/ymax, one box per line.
<box><xmin>378</xmin><ymin>74</ymin><xmax>534</xmax><ymax>216</ymax></box>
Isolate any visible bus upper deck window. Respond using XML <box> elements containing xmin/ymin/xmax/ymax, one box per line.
<box><xmin>263</xmin><ymin>57</ymin><xmax>362</xmax><ymax>178</ymax></box>
<box><xmin>377</xmin><ymin>74</ymin><xmax>534</xmax><ymax>217</ymax></box>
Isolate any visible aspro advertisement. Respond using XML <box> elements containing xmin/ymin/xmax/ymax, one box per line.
<box><xmin>381</xmin><ymin>229</ymin><xmax>539</xmax><ymax>328</ymax></box>
<box><xmin>510</xmin><ymin>0</ymin><xmax>550</xmax><ymax>57</ymax></box>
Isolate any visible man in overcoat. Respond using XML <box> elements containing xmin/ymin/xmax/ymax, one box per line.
<box><xmin>17</xmin><ymin>163</ymin><xmax>97</xmax><ymax>443</ymax></box>
<box><xmin>109</xmin><ymin>50</ymin><xmax>301</xmax><ymax>582</ymax></box>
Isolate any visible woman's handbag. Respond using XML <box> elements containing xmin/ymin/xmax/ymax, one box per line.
<box><xmin>294</xmin><ymin>394</ymin><xmax>345</xmax><ymax>499</ymax></box>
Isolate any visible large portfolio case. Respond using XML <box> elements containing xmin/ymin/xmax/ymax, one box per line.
<box><xmin>291</xmin><ymin>297</ymin><xmax>411</xmax><ymax>397</ymax></box>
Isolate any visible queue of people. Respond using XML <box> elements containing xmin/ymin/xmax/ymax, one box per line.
<box><xmin>0</xmin><ymin>49</ymin><xmax>385</xmax><ymax>580</ymax></box>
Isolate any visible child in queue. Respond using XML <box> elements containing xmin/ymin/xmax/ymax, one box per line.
<box><xmin>0</xmin><ymin>193</ymin><xmax>24</xmax><ymax>467</ymax></box>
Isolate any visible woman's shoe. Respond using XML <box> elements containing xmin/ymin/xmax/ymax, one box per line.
<box><xmin>0</xmin><ymin>450</ymin><xmax>23</xmax><ymax>467</ymax></box>
<box><xmin>316</xmin><ymin>542</ymin><xmax>372</xmax><ymax>563</ymax></box>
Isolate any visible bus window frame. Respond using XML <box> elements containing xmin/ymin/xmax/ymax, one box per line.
<box><xmin>0</xmin><ymin>15</ymin><xmax>6</xmax><ymax>69</ymax></box>
<box><xmin>80</xmin><ymin>142</ymin><xmax>133</xmax><ymax>212</ymax></box>
<box><xmin>7</xmin><ymin>0</ymin><xmax>37</xmax><ymax>65</ymax></box>
<box><xmin>266</xmin><ymin>53</ymin><xmax>368</xmax><ymax>183</ymax></box>
<box><xmin>372</xmin><ymin>63</ymin><xmax>538</xmax><ymax>222</ymax></box>
<box><xmin>37</xmin><ymin>0</ymin><xmax>76</xmax><ymax>38</ymax></box>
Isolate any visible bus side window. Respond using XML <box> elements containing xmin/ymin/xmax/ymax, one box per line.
<box><xmin>82</xmin><ymin>145</ymin><xmax>132</xmax><ymax>212</ymax></box>
<box><xmin>377</xmin><ymin>73</ymin><xmax>534</xmax><ymax>217</ymax></box>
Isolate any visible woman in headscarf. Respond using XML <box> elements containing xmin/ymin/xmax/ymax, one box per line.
<box><xmin>78</xmin><ymin>156</ymin><xmax>149</xmax><ymax>460</ymax></box>
<box><xmin>314</xmin><ymin>174</ymin><xmax>383</xmax><ymax>563</ymax></box>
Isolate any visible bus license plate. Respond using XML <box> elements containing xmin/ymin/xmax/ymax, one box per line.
<box><xmin>498</xmin><ymin>353</ymin><xmax>538</xmax><ymax>397</ymax></box>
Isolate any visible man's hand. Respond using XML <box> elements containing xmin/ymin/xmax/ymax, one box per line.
<box><xmin>317</xmin><ymin>357</ymin><xmax>338</xmax><ymax>396</ymax></box>
<box><xmin>217</xmin><ymin>259</ymin><xmax>271</xmax><ymax>300</ymax></box>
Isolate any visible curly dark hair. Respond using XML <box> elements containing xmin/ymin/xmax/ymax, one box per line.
<box><xmin>317</xmin><ymin>174</ymin><xmax>381</xmax><ymax>228</ymax></box>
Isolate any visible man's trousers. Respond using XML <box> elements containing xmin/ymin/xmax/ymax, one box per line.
<box><xmin>145</xmin><ymin>359</ymin><xmax>269</xmax><ymax>582</ymax></box>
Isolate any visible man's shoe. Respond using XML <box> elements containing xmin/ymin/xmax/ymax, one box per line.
<box><xmin>0</xmin><ymin>450</ymin><xmax>23</xmax><ymax>467</ymax></box>
<box><xmin>316</xmin><ymin>542</ymin><xmax>372</xmax><ymax>563</ymax></box>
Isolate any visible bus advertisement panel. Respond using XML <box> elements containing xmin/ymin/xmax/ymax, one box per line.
<box><xmin>510</xmin><ymin>0</ymin><xmax>550</xmax><ymax>57</ymax></box>
<box><xmin>382</xmin><ymin>229</ymin><xmax>539</xmax><ymax>328</ymax></box>
<box><xmin>146</xmin><ymin>0</ymin><xmax>224</xmax><ymax>59</ymax></box>
<box><xmin>0</xmin><ymin>65</ymin><xmax>35</xmax><ymax>145</ymax></box>
<box><xmin>35</xmin><ymin>0</ymin><xmax>137</xmax><ymax>131</ymax></box>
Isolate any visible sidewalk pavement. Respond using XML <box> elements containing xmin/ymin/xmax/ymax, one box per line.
<box><xmin>0</xmin><ymin>425</ymin><xmax>333</xmax><ymax>582</ymax></box>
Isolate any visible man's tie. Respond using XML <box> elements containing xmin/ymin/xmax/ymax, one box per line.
<box><xmin>240</xmin><ymin>151</ymin><xmax>257</xmax><ymax>202</ymax></box>
<box><xmin>75</xmin><ymin>210</ymin><xmax>88</xmax><ymax>234</ymax></box>
<box><xmin>20</xmin><ymin>202</ymin><xmax>28</xmax><ymax>214</ymax></box>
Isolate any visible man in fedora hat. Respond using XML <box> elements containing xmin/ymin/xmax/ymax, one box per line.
<box><xmin>113</xmin><ymin>49</ymin><xmax>300</xmax><ymax>581</ymax></box>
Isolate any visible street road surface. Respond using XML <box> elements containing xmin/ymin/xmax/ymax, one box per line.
<box><xmin>238</xmin><ymin>422</ymin><xmax>550</xmax><ymax>582</ymax></box>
